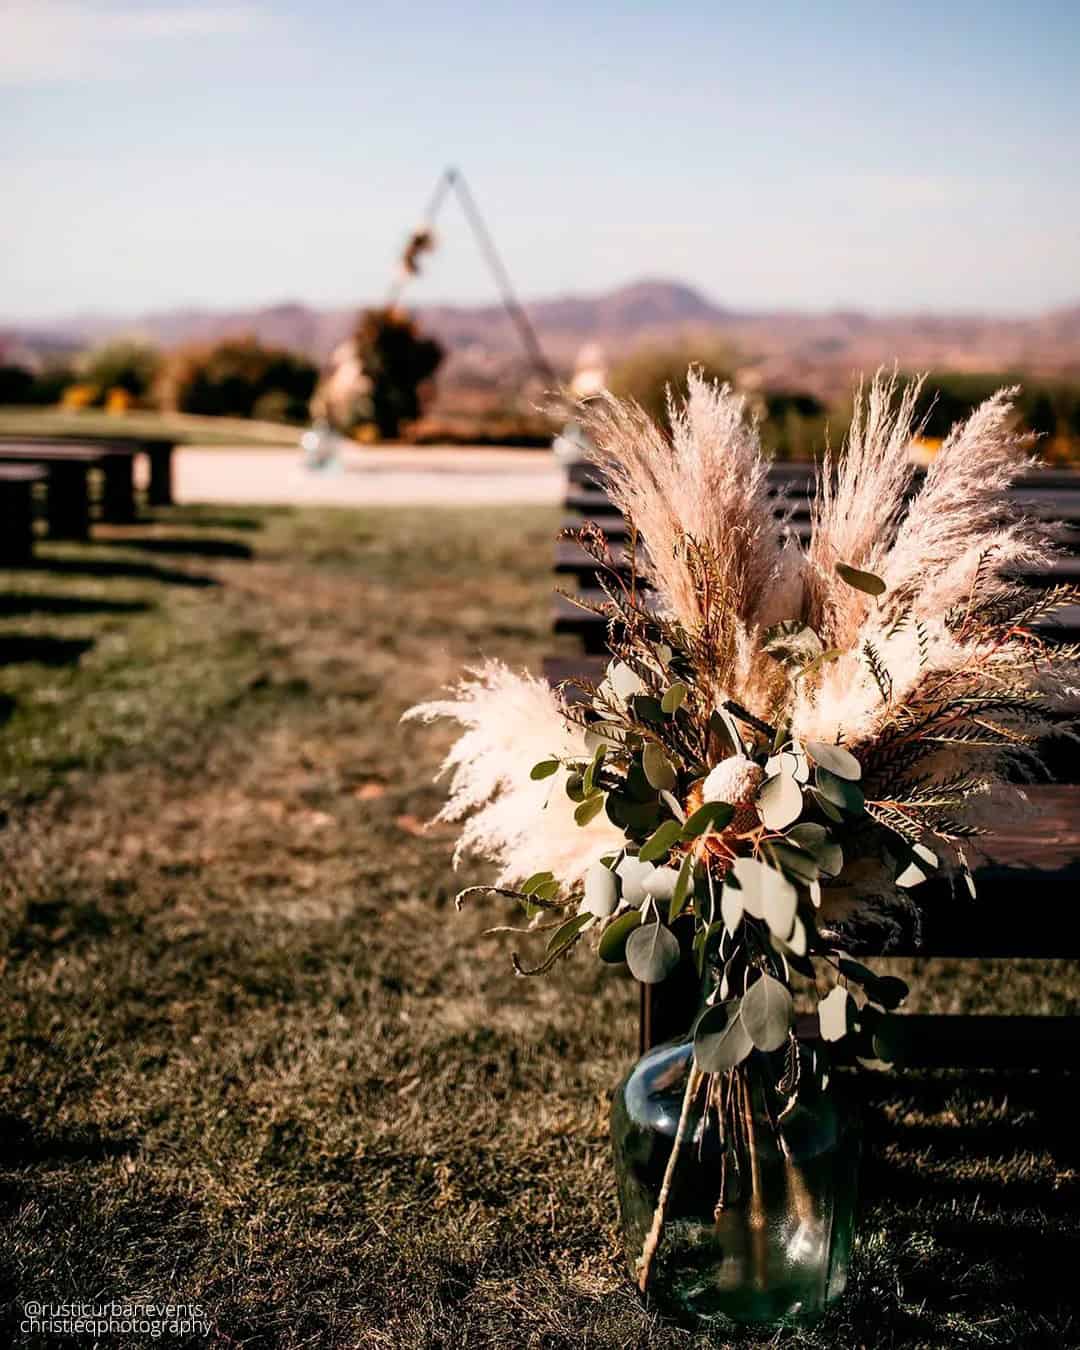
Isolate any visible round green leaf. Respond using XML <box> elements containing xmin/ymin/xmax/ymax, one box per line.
<box><xmin>757</xmin><ymin>772</ymin><xmax>804</xmax><ymax>831</ymax></box>
<box><xmin>761</xmin><ymin>868</ymin><xmax>798</xmax><ymax>940</ymax></box>
<box><xmin>835</xmin><ymin>561</ymin><xmax>887</xmax><ymax>597</ymax></box>
<box><xmin>694</xmin><ymin>999</ymin><xmax>753</xmax><ymax>1073</ymax></box>
<box><xmin>530</xmin><ymin>759</ymin><xmax>560</xmax><ymax>780</ymax></box>
<box><xmin>574</xmin><ymin>794</ymin><xmax>605</xmax><ymax>827</ymax></box>
<box><xmin>608</xmin><ymin>660</ymin><xmax>646</xmax><ymax>702</ymax></box>
<box><xmin>661</xmin><ymin>682</ymin><xmax>688</xmax><ymax>714</ymax></box>
<box><xmin>682</xmin><ymin>801</ymin><xmax>734</xmax><ymax>838</ymax></box>
<box><xmin>546</xmin><ymin>912</ymin><xmax>591</xmax><ymax>953</ymax></box>
<box><xmin>895</xmin><ymin>843</ymin><xmax>938</xmax><ymax>889</ymax></box>
<box><xmin>582</xmin><ymin>860</ymin><xmax>618</xmax><ymax>918</ymax></box>
<box><xmin>625</xmin><ymin>922</ymin><xmax>681</xmax><ymax>984</ymax></box>
<box><xmin>615</xmin><ymin>855</ymin><xmax>654</xmax><ymax>905</ymax></box>
<box><xmin>814</xmin><ymin>767</ymin><xmax>865</xmax><ymax>815</ymax></box>
<box><xmin>642</xmin><ymin>742</ymin><xmax>678</xmax><ymax>792</ymax></box>
<box><xmin>806</xmin><ymin>740</ymin><xmax>862</xmax><ymax>782</ymax></box>
<box><xmin>721</xmin><ymin>882</ymin><xmax>744</xmax><ymax>935</ymax></box>
<box><xmin>741</xmin><ymin>973</ymin><xmax>793</xmax><ymax>1052</ymax></box>
<box><xmin>643</xmin><ymin>865</ymin><xmax>680</xmax><ymax>903</ymax></box>
<box><xmin>639</xmin><ymin>820</ymin><xmax>683</xmax><ymax>862</ymax></box>
<box><xmin>818</xmin><ymin>986</ymin><xmax>849</xmax><ymax>1042</ymax></box>
<box><xmin>598</xmin><ymin>909</ymin><xmax>644</xmax><ymax>963</ymax></box>
<box><xmin>727</xmin><ymin>856</ymin><xmax>767</xmax><ymax>918</ymax></box>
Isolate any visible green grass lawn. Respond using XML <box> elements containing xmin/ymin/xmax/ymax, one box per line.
<box><xmin>0</xmin><ymin>506</ymin><xmax>1077</xmax><ymax>1348</ymax></box>
<box><xmin>0</xmin><ymin>406</ymin><xmax>304</xmax><ymax>446</ymax></box>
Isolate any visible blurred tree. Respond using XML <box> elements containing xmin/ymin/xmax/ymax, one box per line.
<box><xmin>351</xmin><ymin>308</ymin><xmax>444</xmax><ymax>439</ymax></box>
<box><xmin>0</xmin><ymin>365</ymin><xmax>36</xmax><ymax>404</ymax></box>
<box><xmin>158</xmin><ymin>338</ymin><xmax>318</xmax><ymax>422</ymax></box>
<box><xmin>82</xmin><ymin>339</ymin><xmax>162</xmax><ymax>404</ymax></box>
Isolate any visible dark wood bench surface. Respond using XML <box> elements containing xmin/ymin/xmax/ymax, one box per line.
<box><xmin>0</xmin><ymin>442</ymin><xmax>138</xmax><ymax>527</ymax></box>
<box><xmin>0</xmin><ymin>432</ymin><xmax>175</xmax><ymax>506</ymax></box>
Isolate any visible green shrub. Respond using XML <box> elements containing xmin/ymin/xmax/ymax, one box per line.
<box><xmin>0</xmin><ymin>365</ymin><xmax>36</xmax><ymax>404</ymax></box>
<box><xmin>81</xmin><ymin>339</ymin><xmax>162</xmax><ymax>402</ymax></box>
<box><xmin>607</xmin><ymin>339</ymin><xmax>735</xmax><ymax>428</ymax></box>
<box><xmin>159</xmin><ymin>338</ymin><xmax>318</xmax><ymax>422</ymax></box>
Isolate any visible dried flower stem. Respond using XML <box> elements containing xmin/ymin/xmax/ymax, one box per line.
<box><xmin>636</xmin><ymin>1063</ymin><xmax>704</xmax><ymax>1293</ymax></box>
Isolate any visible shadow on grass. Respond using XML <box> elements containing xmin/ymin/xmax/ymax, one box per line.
<box><xmin>849</xmin><ymin>1070</ymin><xmax>1080</xmax><ymax>1344</ymax></box>
<box><xmin>118</xmin><ymin>537</ymin><xmax>254</xmax><ymax>560</ymax></box>
<box><xmin>0</xmin><ymin>636</ymin><xmax>94</xmax><ymax>666</ymax></box>
<box><xmin>13</xmin><ymin>558</ymin><xmax>218</xmax><ymax>588</ymax></box>
<box><xmin>0</xmin><ymin>1115</ymin><xmax>135</xmax><ymax>1168</ymax></box>
<box><xmin>0</xmin><ymin>595</ymin><xmax>151</xmax><ymax>618</ymax></box>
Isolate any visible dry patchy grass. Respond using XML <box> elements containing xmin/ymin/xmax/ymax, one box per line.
<box><xmin>0</xmin><ymin>506</ymin><xmax>1077</xmax><ymax>1348</ymax></box>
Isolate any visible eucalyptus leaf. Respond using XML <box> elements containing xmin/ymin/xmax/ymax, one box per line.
<box><xmin>574</xmin><ymin>794</ymin><xmax>605</xmax><ymax>827</ymax></box>
<box><xmin>530</xmin><ymin>759</ymin><xmax>560</xmax><ymax>780</ymax></box>
<box><xmin>784</xmin><ymin>823</ymin><xmax>843</xmax><ymax>877</ymax></box>
<box><xmin>818</xmin><ymin>985</ymin><xmax>850</xmax><ymax>1042</ymax></box>
<box><xmin>582</xmin><ymin>860</ymin><xmax>619</xmax><ymax>918</ymax></box>
<box><xmin>727</xmin><ymin>856</ymin><xmax>767</xmax><ymax>918</ymax></box>
<box><xmin>639</xmin><ymin>820</ymin><xmax>683</xmax><ymax>863</ymax></box>
<box><xmin>608</xmin><ymin>660</ymin><xmax>647</xmax><ymax>702</ymax></box>
<box><xmin>661</xmin><ymin>682</ymin><xmax>688</xmax><ymax>714</ymax></box>
<box><xmin>761</xmin><ymin>868</ymin><xmax>798</xmax><ymax>940</ymax></box>
<box><xmin>764</xmin><ymin>839</ymin><xmax>820</xmax><ymax>885</ymax></box>
<box><xmin>625</xmin><ymin>921</ymin><xmax>681</xmax><ymax>984</ymax></box>
<box><xmin>806</xmin><ymin>740</ymin><xmax>863</xmax><ymax>782</ymax></box>
<box><xmin>605</xmin><ymin>792</ymin><xmax>661</xmax><ymax>834</ymax></box>
<box><xmin>668</xmin><ymin>853</ymin><xmax>695</xmax><ymax>922</ymax></box>
<box><xmin>521</xmin><ymin>871</ymin><xmax>556</xmax><ymax>895</ymax></box>
<box><xmin>682</xmin><ymin>801</ymin><xmax>735</xmax><ymax>838</ymax></box>
<box><xmin>741</xmin><ymin>973</ymin><xmax>794</xmax><ymax>1052</ymax></box>
<box><xmin>546</xmin><ymin>912</ymin><xmax>591</xmax><ymax>953</ymax></box>
<box><xmin>721</xmin><ymin>882</ymin><xmax>743</xmax><ymax>935</ymax></box>
<box><xmin>757</xmin><ymin>772</ymin><xmax>804</xmax><ymax>831</ymax></box>
<box><xmin>643</xmin><ymin>741</ymin><xmax>678</xmax><ymax>792</ymax></box>
<box><xmin>895</xmin><ymin>842</ymin><xmax>939</xmax><ymax>889</ymax></box>
<box><xmin>643</xmin><ymin>865</ymin><xmax>680</xmax><ymax>903</ymax></box>
<box><xmin>836</xmin><ymin>561</ymin><xmax>887</xmax><ymax>597</ymax></box>
<box><xmin>631</xmin><ymin>695</ymin><xmax>665</xmax><ymax>725</ymax></box>
<box><xmin>809</xmin><ymin>787</ymin><xmax>844</xmax><ymax>823</ymax></box>
<box><xmin>615</xmin><ymin>855</ymin><xmax>654</xmax><ymax>905</ymax></box>
<box><xmin>694</xmin><ymin>999</ymin><xmax>753</xmax><ymax>1073</ymax></box>
<box><xmin>815</xmin><ymin>767</ymin><xmax>865</xmax><ymax>815</ymax></box>
<box><xmin>565</xmin><ymin>772</ymin><xmax>586</xmax><ymax>804</ymax></box>
<box><xmin>597</xmin><ymin>909</ymin><xmax>644</xmax><ymax>963</ymax></box>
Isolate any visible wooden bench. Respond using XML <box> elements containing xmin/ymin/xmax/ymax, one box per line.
<box><xmin>0</xmin><ymin>433</ymin><xmax>176</xmax><ymax>508</ymax></box>
<box><xmin>0</xmin><ymin>443</ymin><xmax>138</xmax><ymax>536</ymax></box>
<box><xmin>549</xmin><ymin>461</ymin><xmax>1080</xmax><ymax>1068</ymax></box>
<box><xmin>0</xmin><ymin>464</ymin><xmax>48</xmax><ymax>564</ymax></box>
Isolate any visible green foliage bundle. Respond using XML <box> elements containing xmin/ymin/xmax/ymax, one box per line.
<box><xmin>158</xmin><ymin>337</ymin><xmax>318</xmax><ymax>422</ymax></box>
<box><xmin>351</xmin><ymin>308</ymin><xmax>444</xmax><ymax>439</ymax></box>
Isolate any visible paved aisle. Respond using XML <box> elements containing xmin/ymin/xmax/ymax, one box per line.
<box><xmin>175</xmin><ymin>444</ymin><xmax>563</xmax><ymax>507</ymax></box>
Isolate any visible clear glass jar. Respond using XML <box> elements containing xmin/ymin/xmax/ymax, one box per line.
<box><xmin>610</xmin><ymin>1035</ymin><xmax>860</xmax><ymax>1327</ymax></box>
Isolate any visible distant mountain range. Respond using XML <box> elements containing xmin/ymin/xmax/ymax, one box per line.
<box><xmin>6</xmin><ymin>280</ymin><xmax>1080</xmax><ymax>399</ymax></box>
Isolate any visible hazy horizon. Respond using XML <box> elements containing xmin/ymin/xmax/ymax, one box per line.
<box><xmin>4</xmin><ymin>1</ymin><xmax>1079</xmax><ymax>321</ymax></box>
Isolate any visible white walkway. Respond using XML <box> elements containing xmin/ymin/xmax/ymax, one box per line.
<box><xmin>174</xmin><ymin>444</ymin><xmax>564</xmax><ymax>508</ymax></box>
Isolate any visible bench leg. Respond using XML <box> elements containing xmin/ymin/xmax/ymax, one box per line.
<box><xmin>146</xmin><ymin>445</ymin><xmax>174</xmax><ymax>507</ymax></box>
<box><xmin>45</xmin><ymin>463</ymin><xmax>91</xmax><ymax>540</ymax></box>
<box><xmin>100</xmin><ymin>457</ymin><xmax>137</xmax><ymax>523</ymax></box>
<box><xmin>0</xmin><ymin>480</ymin><xmax>36</xmax><ymax>564</ymax></box>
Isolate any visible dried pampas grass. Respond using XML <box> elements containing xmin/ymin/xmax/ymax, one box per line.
<box><xmin>404</xmin><ymin>661</ymin><xmax>624</xmax><ymax>888</ymax></box>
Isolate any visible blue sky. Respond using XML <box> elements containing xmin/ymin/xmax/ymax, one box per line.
<box><xmin>3</xmin><ymin>0</ymin><xmax>1079</xmax><ymax>319</ymax></box>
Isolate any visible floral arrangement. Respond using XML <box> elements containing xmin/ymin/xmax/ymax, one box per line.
<box><xmin>406</xmin><ymin>371</ymin><xmax>1078</xmax><ymax>1288</ymax></box>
